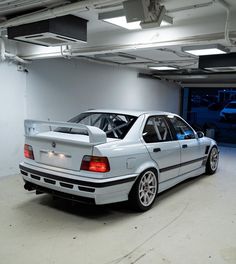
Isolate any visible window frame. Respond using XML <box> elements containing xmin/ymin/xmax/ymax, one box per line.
<box><xmin>55</xmin><ymin>112</ymin><xmax>137</xmax><ymax>139</ymax></box>
<box><xmin>165</xmin><ymin>115</ymin><xmax>197</xmax><ymax>141</ymax></box>
<box><xmin>142</xmin><ymin>115</ymin><xmax>174</xmax><ymax>144</ymax></box>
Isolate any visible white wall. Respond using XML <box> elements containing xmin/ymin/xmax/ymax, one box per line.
<box><xmin>26</xmin><ymin>58</ymin><xmax>180</xmax><ymax>121</ymax></box>
<box><xmin>0</xmin><ymin>58</ymin><xmax>180</xmax><ymax>177</ymax></box>
<box><xmin>0</xmin><ymin>62</ymin><xmax>26</xmax><ymax>177</ymax></box>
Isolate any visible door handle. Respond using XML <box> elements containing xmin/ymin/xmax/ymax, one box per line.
<box><xmin>182</xmin><ymin>144</ymin><xmax>188</xmax><ymax>149</ymax></box>
<box><xmin>153</xmin><ymin>148</ymin><xmax>161</xmax><ymax>152</ymax></box>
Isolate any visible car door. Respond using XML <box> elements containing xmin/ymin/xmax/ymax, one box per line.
<box><xmin>167</xmin><ymin>115</ymin><xmax>204</xmax><ymax>175</ymax></box>
<box><xmin>142</xmin><ymin>115</ymin><xmax>181</xmax><ymax>183</ymax></box>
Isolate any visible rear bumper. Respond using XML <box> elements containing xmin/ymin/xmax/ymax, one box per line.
<box><xmin>19</xmin><ymin>163</ymin><xmax>138</xmax><ymax>205</ymax></box>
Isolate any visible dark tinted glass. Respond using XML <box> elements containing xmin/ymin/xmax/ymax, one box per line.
<box><xmin>168</xmin><ymin>116</ymin><xmax>195</xmax><ymax>140</ymax></box>
<box><xmin>56</xmin><ymin>112</ymin><xmax>137</xmax><ymax>139</ymax></box>
<box><xmin>226</xmin><ymin>103</ymin><xmax>236</xmax><ymax>109</ymax></box>
<box><xmin>143</xmin><ymin>116</ymin><xmax>172</xmax><ymax>143</ymax></box>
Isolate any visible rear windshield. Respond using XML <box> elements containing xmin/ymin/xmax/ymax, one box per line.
<box><xmin>56</xmin><ymin>112</ymin><xmax>137</xmax><ymax>139</ymax></box>
<box><xmin>226</xmin><ymin>103</ymin><xmax>236</xmax><ymax>109</ymax></box>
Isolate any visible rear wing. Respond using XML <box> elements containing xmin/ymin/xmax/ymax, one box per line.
<box><xmin>24</xmin><ymin>119</ymin><xmax>107</xmax><ymax>144</ymax></box>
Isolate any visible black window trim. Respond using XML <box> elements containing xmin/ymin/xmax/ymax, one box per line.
<box><xmin>165</xmin><ymin>115</ymin><xmax>197</xmax><ymax>141</ymax></box>
<box><xmin>56</xmin><ymin>112</ymin><xmax>138</xmax><ymax>140</ymax></box>
<box><xmin>164</xmin><ymin>115</ymin><xmax>178</xmax><ymax>141</ymax></box>
<box><xmin>142</xmin><ymin>115</ymin><xmax>174</xmax><ymax>143</ymax></box>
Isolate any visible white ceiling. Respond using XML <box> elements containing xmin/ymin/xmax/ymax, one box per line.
<box><xmin>78</xmin><ymin>0</ymin><xmax>236</xmax><ymax>33</ymax></box>
<box><xmin>1</xmin><ymin>0</ymin><xmax>236</xmax><ymax>85</ymax></box>
<box><xmin>0</xmin><ymin>0</ymin><xmax>66</xmax><ymax>17</ymax></box>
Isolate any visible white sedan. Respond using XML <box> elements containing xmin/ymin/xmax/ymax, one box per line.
<box><xmin>20</xmin><ymin>110</ymin><xmax>219</xmax><ymax>211</ymax></box>
<box><xmin>220</xmin><ymin>101</ymin><xmax>236</xmax><ymax>122</ymax></box>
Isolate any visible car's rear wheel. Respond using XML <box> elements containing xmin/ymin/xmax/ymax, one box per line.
<box><xmin>206</xmin><ymin>146</ymin><xmax>219</xmax><ymax>175</ymax></box>
<box><xmin>129</xmin><ymin>169</ymin><xmax>158</xmax><ymax>212</ymax></box>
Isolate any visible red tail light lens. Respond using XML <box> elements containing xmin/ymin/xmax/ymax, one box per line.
<box><xmin>80</xmin><ymin>156</ymin><xmax>110</xmax><ymax>173</ymax></box>
<box><xmin>24</xmin><ymin>144</ymin><xmax>34</xmax><ymax>160</ymax></box>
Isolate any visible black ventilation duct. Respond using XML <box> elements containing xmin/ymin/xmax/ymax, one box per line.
<box><xmin>7</xmin><ymin>15</ymin><xmax>87</xmax><ymax>46</ymax></box>
<box><xmin>199</xmin><ymin>53</ymin><xmax>236</xmax><ymax>72</ymax></box>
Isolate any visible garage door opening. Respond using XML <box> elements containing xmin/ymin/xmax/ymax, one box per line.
<box><xmin>182</xmin><ymin>88</ymin><xmax>236</xmax><ymax>144</ymax></box>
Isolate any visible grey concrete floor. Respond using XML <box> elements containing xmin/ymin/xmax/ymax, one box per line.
<box><xmin>0</xmin><ymin>147</ymin><xmax>236</xmax><ymax>264</ymax></box>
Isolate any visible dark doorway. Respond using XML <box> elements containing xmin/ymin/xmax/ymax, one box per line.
<box><xmin>182</xmin><ymin>88</ymin><xmax>236</xmax><ymax>144</ymax></box>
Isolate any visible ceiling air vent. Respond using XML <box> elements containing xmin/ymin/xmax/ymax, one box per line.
<box><xmin>199</xmin><ymin>52</ymin><xmax>236</xmax><ymax>72</ymax></box>
<box><xmin>7</xmin><ymin>15</ymin><xmax>87</xmax><ymax>46</ymax></box>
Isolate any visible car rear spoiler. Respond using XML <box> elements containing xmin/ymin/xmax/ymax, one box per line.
<box><xmin>24</xmin><ymin>119</ymin><xmax>107</xmax><ymax>144</ymax></box>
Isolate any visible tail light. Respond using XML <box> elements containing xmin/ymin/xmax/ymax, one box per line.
<box><xmin>24</xmin><ymin>144</ymin><xmax>34</xmax><ymax>160</ymax></box>
<box><xmin>80</xmin><ymin>156</ymin><xmax>110</xmax><ymax>173</ymax></box>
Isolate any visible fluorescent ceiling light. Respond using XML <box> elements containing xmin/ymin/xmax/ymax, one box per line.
<box><xmin>182</xmin><ymin>44</ymin><xmax>228</xmax><ymax>56</ymax></box>
<box><xmin>103</xmin><ymin>16</ymin><xmax>171</xmax><ymax>30</ymax></box>
<box><xmin>149</xmin><ymin>66</ymin><xmax>177</xmax><ymax>70</ymax></box>
<box><xmin>99</xmin><ymin>9</ymin><xmax>172</xmax><ymax>30</ymax></box>
<box><xmin>185</xmin><ymin>48</ymin><xmax>225</xmax><ymax>56</ymax></box>
<box><xmin>160</xmin><ymin>20</ymin><xmax>171</xmax><ymax>26</ymax></box>
<box><xmin>103</xmin><ymin>16</ymin><xmax>141</xmax><ymax>30</ymax></box>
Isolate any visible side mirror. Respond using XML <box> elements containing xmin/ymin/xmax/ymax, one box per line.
<box><xmin>197</xmin><ymin>131</ymin><xmax>204</xmax><ymax>138</ymax></box>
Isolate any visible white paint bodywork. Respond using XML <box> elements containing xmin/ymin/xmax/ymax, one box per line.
<box><xmin>20</xmin><ymin>110</ymin><xmax>218</xmax><ymax>205</ymax></box>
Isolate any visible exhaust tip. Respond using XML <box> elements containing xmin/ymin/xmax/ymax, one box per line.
<box><xmin>24</xmin><ymin>182</ymin><xmax>35</xmax><ymax>191</ymax></box>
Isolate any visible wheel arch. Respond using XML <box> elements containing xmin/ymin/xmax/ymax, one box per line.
<box><xmin>208</xmin><ymin>143</ymin><xmax>219</xmax><ymax>158</ymax></box>
<box><xmin>205</xmin><ymin>143</ymin><xmax>219</xmax><ymax>175</ymax></box>
<box><xmin>129</xmin><ymin>163</ymin><xmax>160</xmax><ymax>197</ymax></box>
<box><xmin>135</xmin><ymin>160</ymin><xmax>159</xmax><ymax>180</ymax></box>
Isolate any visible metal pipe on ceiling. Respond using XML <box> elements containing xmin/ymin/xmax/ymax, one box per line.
<box><xmin>214</xmin><ymin>0</ymin><xmax>235</xmax><ymax>46</ymax></box>
<box><xmin>0</xmin><ymin>37</ymin><xmax>29</xmax><ymax>63</ymax></box>
<box><xmin>0</xmin><ymin>0</ymin><xmax>50</xmax><ymax>11</ymax></box>
<box><xmin>68</xmin><ymin>31</ymin><xmax>236</xmax><ymax>56</ymax></box>
<box><xmin>0</xmin><ymin>0</ymin><xmax>65</xmax><ymax>8</ymax></box>
<box><xmin>93</xmin><ymin>0</ymin><xmax>215</xmax><ymax>14</ymax></box>
<box><xmin>93</xmin><ymin>2</ymin><xmax>123</xmax><ymax>10</ymax></box>
<box><xmin>215</xmin><ymin>0</ymin><xmax>230</xmax><ymax>9</ymax></box>
<box><xmin>182</xmin><ymin>83</ymin><xmax>236</xmax><ymax>88</ymax></box>
<box><xmin>0</xmin><ymin>38</ymin><xmax>6</xmax><ymax>60</ymax></box>
<box><xmin>0</xmin><ymin>0</ymin><xmax>125</xmax><ymax>28</ymax></box>
<box><xmin>4</xmin><ymin>51</ymin><xmax>30</xmax><ymax>64</ymax></box>
<box><xmin>20</xmin><ymin>30</ymin><xmax>236</xmax><ymax>60</ymax></box>
<box><xmin>0</xmin><ymin>0</ymin><xmax>25</xmax><ymax>4</ymax></box>
<box><xmin>166</xmin><ymin>1</ymin><xmax>215</xmax><ymax>14</ymax></box>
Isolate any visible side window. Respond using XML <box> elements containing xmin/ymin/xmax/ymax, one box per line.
<box><xmin>143</xmin><ymin>116</ymin><xmax>172</xmax><ymax>143</ymax></box>
<box><xmin>168</xmin><ymin>116</ymin><xmax>195</xmax><ymax>140</ymax></box>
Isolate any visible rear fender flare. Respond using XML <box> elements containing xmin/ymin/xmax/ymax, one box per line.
<box><xmin>133</xmin><ymin>160</ymin><xmax>160</xmax><ymax>183</ymax></box>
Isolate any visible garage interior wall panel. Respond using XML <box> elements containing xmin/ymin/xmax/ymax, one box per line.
<box><xmin>0</xmin><ymin>62</ymin><xmax>26</xmax><ymax>178</ymax></box>
<box><xmin>1</xmin><ymin>58</ymin><xmax>180</xmax><ymax>177</ymax></box>
<box><xmin>26</xmin><ymin>59</ymin><xmax>180</xmax><ymax>120</ymax></box>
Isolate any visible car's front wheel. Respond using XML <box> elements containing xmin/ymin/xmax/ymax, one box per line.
<box><xmin>206</xmin><ymin>146</ymin><xmax>219</xmax><ymax>175</ymax></box>
<box><xmin>129</xmin><ymin>169</ymin><xmax>158</xmax><ymax>212</ymax></box>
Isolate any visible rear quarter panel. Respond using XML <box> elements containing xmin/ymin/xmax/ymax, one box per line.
<box><xmin>93</xmin><ymin>140</ymin><xmax>159</xmax><ymax>178</ymax></box>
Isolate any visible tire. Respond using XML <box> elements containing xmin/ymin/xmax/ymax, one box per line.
<box><xmin>206</xmin><ymin>146</ymin><xmax>219</xmax><ymax>175</ymax></box>
<box><xmin>129</xmin><ymin>169</ymin><xmax>158</xmax><ymax>212</ymax></box>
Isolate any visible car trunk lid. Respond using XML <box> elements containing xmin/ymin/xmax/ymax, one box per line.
<box><xmin>24</xmin><ymin>120</ymin><xmax>108</xmax><ymax>171</ymax></box>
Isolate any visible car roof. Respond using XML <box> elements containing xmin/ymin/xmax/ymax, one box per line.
<box><xmin>85</xmin><ymin>109</ymin><xmax>176</xmax><ymax>117</ymax></box>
